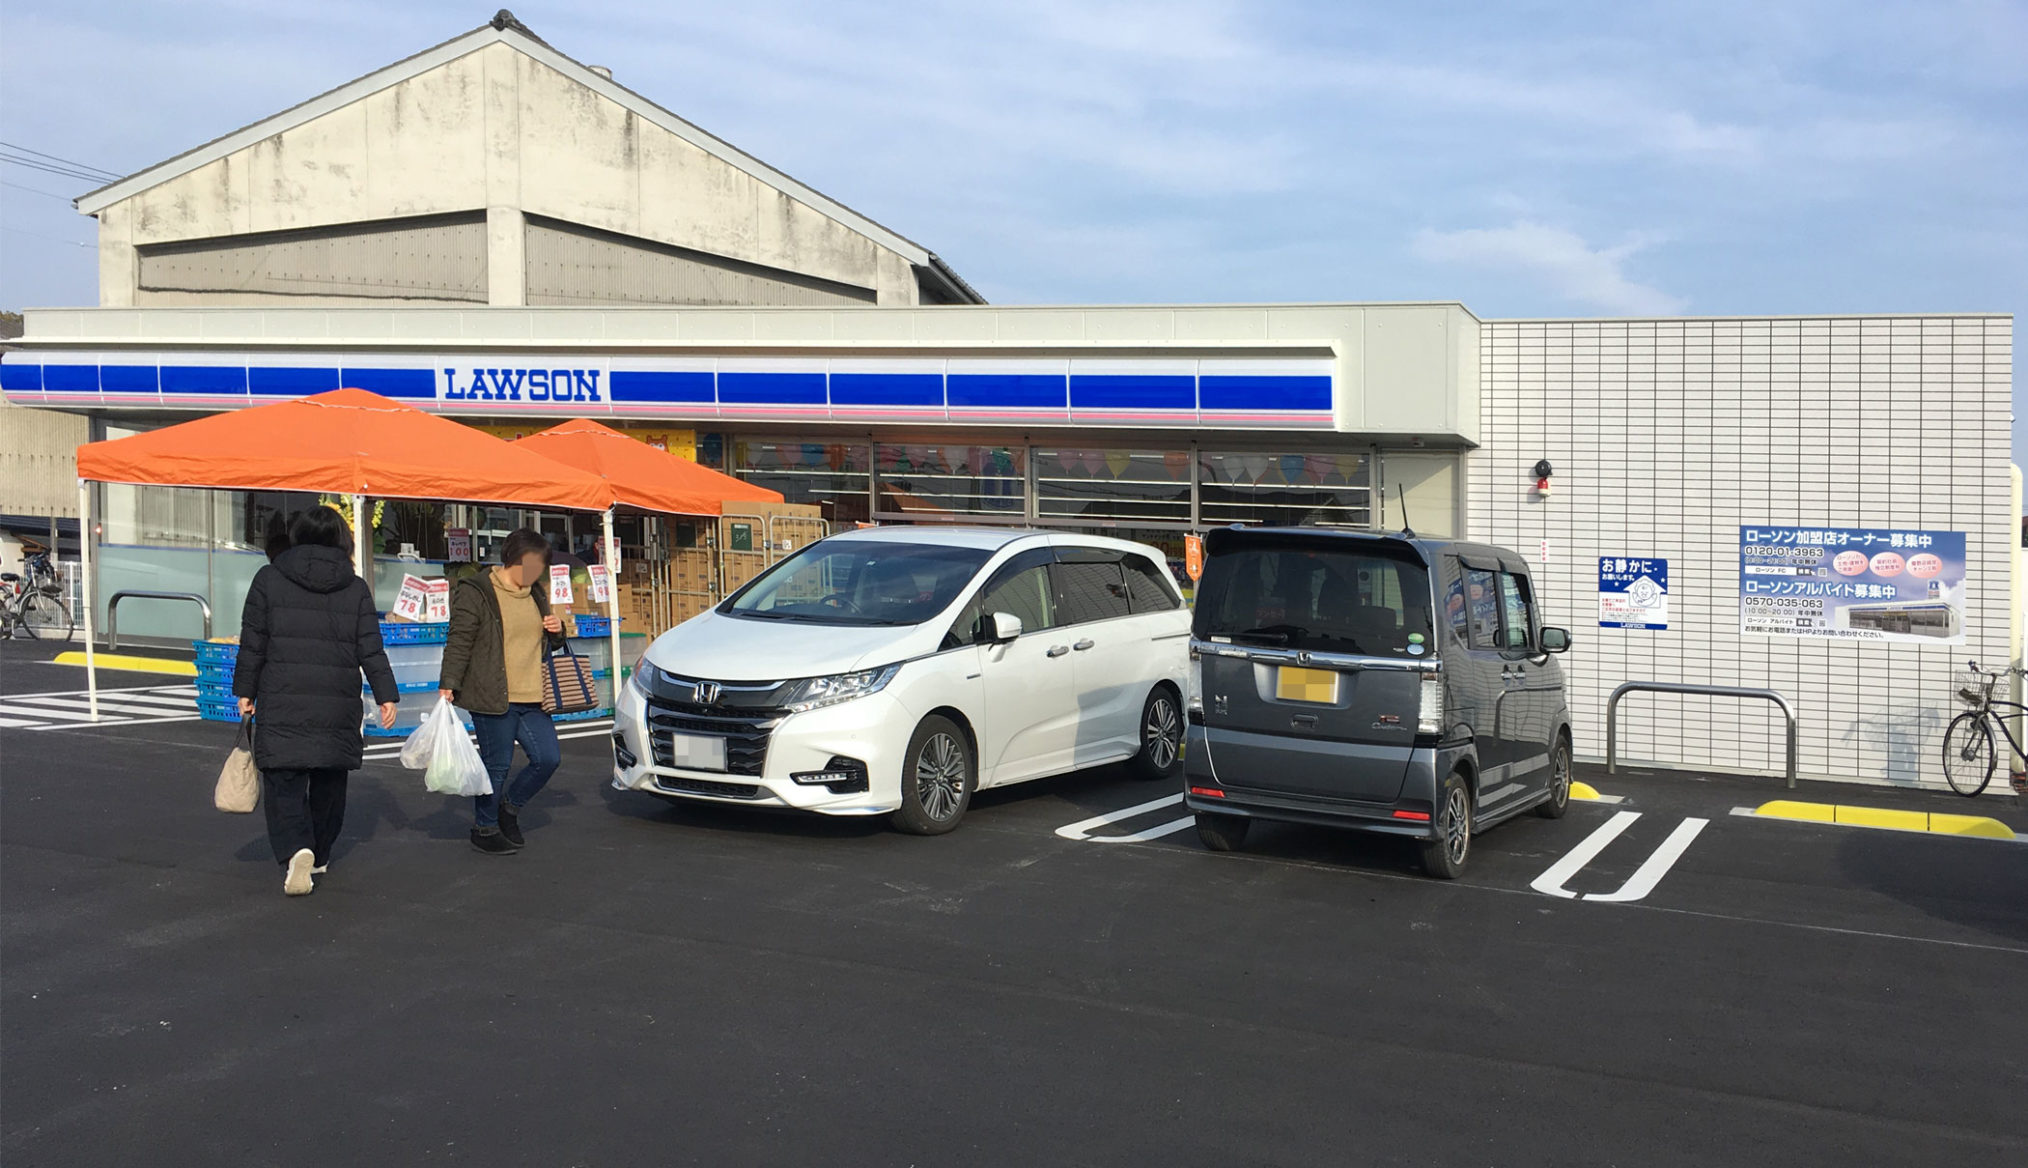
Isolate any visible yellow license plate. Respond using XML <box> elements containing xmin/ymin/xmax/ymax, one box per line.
<box><xmin>1275</xmin><ymin>666</ymin><xmax>1339</xmax><ymax>704</ymax></box>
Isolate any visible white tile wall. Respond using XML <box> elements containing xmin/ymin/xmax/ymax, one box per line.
<box><xmin>1471</xmin><ymin>315</ymin><xmax>2014</xmax><ymax>789</ymax></box>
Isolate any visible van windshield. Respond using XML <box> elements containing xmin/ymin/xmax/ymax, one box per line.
<box><xmin>1193</xmin><ymin>541</ymin><xmax>1433</xmax><ymax>656</ymax></box>
<box><xmin>723</xmin><ymin>541</ymin><xmax>991</xmax><ymax>626</ymax></box>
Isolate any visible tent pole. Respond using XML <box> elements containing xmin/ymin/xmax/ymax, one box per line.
<box><xmin>603</xmin><ymin>508</ymin><xmax>622</xmax><ymax>707</ymax></box>
<box><xmin>351</xmin><ymin>494</ymin><xmax>368</xmax><ymax>579</ymax></box>
<box><xmin>79</xmin><ymin>479</ymin><xmax>98</xmax><ymax>721</ymax></box>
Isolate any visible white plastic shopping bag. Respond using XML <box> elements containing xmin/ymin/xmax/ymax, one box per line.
<box><xmin>401</xmin><ymin>697</ymin><xmax>492</xmax><ymax>797</ymax></box>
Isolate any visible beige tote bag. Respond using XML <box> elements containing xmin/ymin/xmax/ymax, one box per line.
<box><xmin>214</xmin><ymin>718</ymin><xmax>259</xmax><ymax>813</ymax></box>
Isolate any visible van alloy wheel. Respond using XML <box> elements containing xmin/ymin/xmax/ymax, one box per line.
<box><xmin>1441</xmin><ymin>786</ymin><xmax>1470</xmax><ymax>865</ymax></box>
<box><xmin>916</xmin><ymin>732</ymin><xmax>967</xmax><ymax>821</ymax></box>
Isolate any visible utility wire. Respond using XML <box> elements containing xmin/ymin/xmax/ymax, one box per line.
<box><xmin>0</xmin><ymin>153</ymin><xmax>116</xmax><ymax>185</ymax></box>
<box><xmin>1</xmin><ymin>179</ymin><xmax>76</xmax><ymax>201</ymax></box>
<box><xmin>0</xmin><ymin>225</ymin><xmax>94</xmax><ymax>248</ymax></box>
<box><xmin>0</xmin><ymin>141</ymin><xmax>120</xmax><ymax>181</ymax></box>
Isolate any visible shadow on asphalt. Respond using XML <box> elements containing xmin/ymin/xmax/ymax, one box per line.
<box><xmin>1834</xmin><ymin>827</ymin><xmax>2028</xmax><ymax>946</ymax></box>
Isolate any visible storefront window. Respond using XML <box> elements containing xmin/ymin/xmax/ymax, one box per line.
<box><xmin>733</xmin><ymin>439</ymin><xmax>872</xmax><ymax>525</ymax></box>
<box><xmin>876</xmin><ymin>444</ymin><xmax>1024</xmax><ymax>518</ymax></box>
<box><xmin>1198</xmin><ymin>451</ymin><xmax>1372</xmax><ymax>528</ymax></box>
<box><xmin>1034</xmin><ymin>447</ymin><xmax>1190</xmax><ymax>524</ymax></box>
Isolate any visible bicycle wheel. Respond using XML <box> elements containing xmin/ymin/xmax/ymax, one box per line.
<box><xmin>17</xmin><ymin>592</ymin><xmax>74</xmax><ymax>642</ymax></box>
<box><xmin>1940</xmin><ymin>712</ymin><xmax>1995</xmax><ymax>797</ymax></box>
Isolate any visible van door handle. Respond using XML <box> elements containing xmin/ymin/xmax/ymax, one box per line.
<box><xmin>1047</xmin><ymin>645</ymin><xmax>1070</xmax><ymax>658</ymax></box>
<box><xmin>1073</xmin><ymin>639</ymin><xmax>1095</xmax><ymax>651</ymax></box>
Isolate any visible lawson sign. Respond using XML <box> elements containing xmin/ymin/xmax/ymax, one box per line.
<box><xmin>0</xmin><ymin>351</ymin><xmax>1336</xmax><ymax>429</ymax></box>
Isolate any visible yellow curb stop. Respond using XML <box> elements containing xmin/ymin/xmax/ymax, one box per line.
<box><xmin>1570</xmin><ymin>781</ymin><xmax>1602</xmax><ymax>801</ymax></box>
<box><xmin>1750</xmin><ymin>800</ymin><xmax>2014</xmax><ymax>840</ymax></box>
<box><xmin>50</xmin><ymin>651</ymin><xmax>197</xmax><ymax>677</ymax></box>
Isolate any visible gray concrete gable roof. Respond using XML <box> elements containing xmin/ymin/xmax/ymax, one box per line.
<box><xmin>73</xmin><ymin>10</ymin><xmax>980</xmax><ymax>300</ymax></box>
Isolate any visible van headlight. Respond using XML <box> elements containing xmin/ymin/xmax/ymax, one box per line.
<box><xmin>779</xmin><ymin>664</ymin><xmax>902</xmax><ymax>713</ymax></box>
<box><xmin>1417</xmin><ymin>673</ymin><xmax>1445</xmax><ymax>736</ymax></box>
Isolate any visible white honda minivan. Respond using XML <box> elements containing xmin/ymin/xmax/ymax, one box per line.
<box><xmin>611</xmin><ymin>528</ymin><xmax>1192</xmax><ymax>834</ymax></box>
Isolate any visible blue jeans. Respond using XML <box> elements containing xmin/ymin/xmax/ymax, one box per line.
<box><xmin>470</xmin><ymin>704</ymin><xmax>560</xmax><ymax>828</ymax></box>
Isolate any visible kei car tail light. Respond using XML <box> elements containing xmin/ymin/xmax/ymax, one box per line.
<box><xmin>1417</xmin><ymin>674</ymin><xmax>1444</xmax><ymax>736</ymax></box>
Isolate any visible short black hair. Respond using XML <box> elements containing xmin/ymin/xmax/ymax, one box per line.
<box><xmin>288</xmin><ymin>505</ymin><xmax>354</xmax><ymax>553</ymax></box>
<box><xmin>500</xmin><ymin>528</ymin><xmax>550</xmax><ymax>568</ymax></box>
<box><xmin>263</xmin><ymin>513</ymin><xmax>291</xmax><ymax>563</ymax></box>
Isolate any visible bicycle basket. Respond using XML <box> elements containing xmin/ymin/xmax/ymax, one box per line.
<box><xmin>1954</xmin><ymin>669</ymin><xmax>1997</xmax><ymax>708</ymax></box>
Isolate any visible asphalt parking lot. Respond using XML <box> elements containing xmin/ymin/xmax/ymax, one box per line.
<box><xmin>3</xmin><ymin>640</ymin><xmax>2026</xmax><ymax>1167</ymax></box>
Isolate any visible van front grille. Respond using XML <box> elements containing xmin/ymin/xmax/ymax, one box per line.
<box><xmin>644</xmin><ymin>698</ymin><xmax>779</xmax><ymax>777</ymax></box>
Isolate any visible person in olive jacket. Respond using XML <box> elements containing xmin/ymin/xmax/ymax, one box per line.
<box><xmin>439</xmin><ymin>529</ymin><xmax>566</xmax><ymax>856</ymax></box>
<box><xmin>232</xmin><ymin>506</ymin><xmax>399</xmax><ymax>897</ymax></box>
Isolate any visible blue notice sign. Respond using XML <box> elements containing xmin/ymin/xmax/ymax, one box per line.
<box><xmin>1599</xmin><ymin>557</ymin><xmax>1669</xmax><ymax>630</ymax></box>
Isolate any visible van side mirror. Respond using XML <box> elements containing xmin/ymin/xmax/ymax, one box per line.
<box><xmin>983</xmin><ymin>611</ymin><xmax>1024</xmax><ymax>643</ymax></box>
<box><xmin>1540</xmin><ymin>627</ymin><xmax>1571</xmax><ymax>653</ymax></box>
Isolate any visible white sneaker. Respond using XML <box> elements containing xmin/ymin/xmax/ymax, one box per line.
<box><xmin>311</xmin><ymin>863</ymin><xmax>329</xmax><ymax>875</ymax></box>
<box><xmin>284</xmin><ymin>849</ymin><xmax>316</xmax><ymax>896</ymax></box>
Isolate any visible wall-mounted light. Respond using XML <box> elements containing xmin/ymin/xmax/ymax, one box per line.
<box><xmin>1533</xmin><ymin>459</ymin><xmax>1553</xmax><ymax>498</ymax></box>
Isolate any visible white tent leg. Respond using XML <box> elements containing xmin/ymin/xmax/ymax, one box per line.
<box><xmin>352</xmin><ymin>494</ymin><xmax>368</xmax><ymax>579</ymax></box>
<box><xmin>80</xmin><ymin>479</ymin><xmax>98</xmax><ymax>721</ymax></box>
<box><xmin>603</xmin><ymin>508</ymin><xmax>622</xmax><ymax>708</ymax></box>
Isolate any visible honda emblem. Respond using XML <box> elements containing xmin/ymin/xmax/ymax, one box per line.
<box><xmin>693</xmin><ymin>681</ymin><xmax>721</xmax><ymax>705</ymax></box>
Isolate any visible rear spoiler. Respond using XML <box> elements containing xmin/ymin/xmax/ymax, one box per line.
<box><xmin>1201</xmin><ymin>527</ymin><xmax>1430</xmax><ymax>566</ymax></box>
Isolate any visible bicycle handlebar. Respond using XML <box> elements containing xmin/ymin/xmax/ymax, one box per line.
<box><xmin>1966</xmin><ymin>660</ymin><xmax>2028</xmax><ymax>678</ymax></box>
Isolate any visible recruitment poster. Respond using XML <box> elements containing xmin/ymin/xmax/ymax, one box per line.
<box><xmin>1739</xmin><ymin>525</ymin><xmax>1966</xmax><ymax>644</ymax></box>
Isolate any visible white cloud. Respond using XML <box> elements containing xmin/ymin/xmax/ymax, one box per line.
<box><xmin>1412</xmin><ymin>222</ymin><xmax>1687</xmax><ymax>315</ymax></box>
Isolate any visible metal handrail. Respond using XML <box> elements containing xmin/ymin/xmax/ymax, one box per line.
<box><xmin>1607</xmin><ymin>681</ymin><xmax>1798</xmax><ymax>790</ymax></box>
<box><xmin>106</xmin><ymin>590</ymin><xmax>212</xmax><ymax>650</ymax></box>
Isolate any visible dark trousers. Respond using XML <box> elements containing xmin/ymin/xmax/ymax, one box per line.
<box><xmin>261</xmin><ymin>767</ymin><xmax>348</xmax><ymax>867</ymax></box>
<box><xmin>470</xmin><ymin>704</ymin><xmax>561</xmax><ymax>828</ymax></box>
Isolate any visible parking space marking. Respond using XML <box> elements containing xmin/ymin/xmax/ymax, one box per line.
<box><xmin>0</xmin><ymin>685</ymin><xmax>202</xmax><ymax>731</ymax></box>
<box><xmin>1582</xmin><ymin>818</ymin><xmax>1708</xmax><ymax>903</ymax></box>
<box><xmin>360</xmin><ymin>720</ymin><xmax>615</xmax><ymax>761</ymax></box>
<box><xmin>1054</xmin><ymin>794</ymin><xmax>1195</xmax><ymax>843</ymax></box>
<box><xmin>1528</xmin><ymin>811</ymin><xmax>1706</xmax><ymax>903</ymax></box>
<box><xmin>1529</xmin><ymin>811</ymin><xmax>1641</xmax><ymax>899</ymax></box>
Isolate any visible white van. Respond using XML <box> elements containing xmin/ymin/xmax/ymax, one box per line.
<box><xmin>611</xmin><ymin>528</ymin><xmax>1192</xmax><ymax>833</ymax></box>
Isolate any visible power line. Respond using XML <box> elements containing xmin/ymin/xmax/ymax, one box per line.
<box><xmin>1</xmin><ymin>179</ymin><xmax>75</xmax><ymax>202</ymax></box>
<box><xmin>0</xmin><ymin>153</ymin><xmax>116</xmax><ymax>185</ymax></box>
<box><xmin>0</xmin><ymin>225</ymin><xmax>94</xmax><ymax>248</ymax></box>
<box><xmin>0</xmin><ymin>141</ymin><xmax>120</xmax><ymax>181</ymax></box>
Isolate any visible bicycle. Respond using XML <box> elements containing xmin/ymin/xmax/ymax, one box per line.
<box><xmin>0</xmin><ymin>550</ymin><xmax>75</xmax><ymax>642</ymax></box>
<box><xmin>1941</xmin><ymin>660</ymin><xmax>2028</xmax><ymax>797</ymax></box>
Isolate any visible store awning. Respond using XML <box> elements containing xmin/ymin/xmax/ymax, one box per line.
<box><xmin>511</xmin><ymin>419</ymin><xmax>782</xmax><ymax>516</ymax></box>
<box><xmin>74</xmin><ymin>388</ymin><xmax>616</xmax><ymax>511</ymax></box>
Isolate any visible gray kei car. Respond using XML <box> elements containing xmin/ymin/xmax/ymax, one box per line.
<box><xmin>1182</xmin><ymin>527</ymin><xmax>1574</xmax><ymax>878</ymax></box>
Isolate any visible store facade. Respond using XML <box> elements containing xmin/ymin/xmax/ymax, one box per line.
<box><xmin>3</xmin><ymin>301</ymin><xmax>2017</xmax><ymax>791</ymax></box>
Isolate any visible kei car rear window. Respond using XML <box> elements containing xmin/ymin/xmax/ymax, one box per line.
<box><xmin>1193</xmin><ymin>542</ymin><xmax>1433</xmax><ymax>656</ymax></box>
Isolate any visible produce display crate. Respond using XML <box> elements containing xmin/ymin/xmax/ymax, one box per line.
<box><xmin>379</xmin><ymin>621</ymin><xmax>448</xmax><ymax>645</ymax></box>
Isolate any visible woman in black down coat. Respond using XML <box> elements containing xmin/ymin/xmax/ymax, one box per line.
<box><xmin>232</xmin><ymin>506</ymin><xmax>400</xmax><ymax>896</ymax></box>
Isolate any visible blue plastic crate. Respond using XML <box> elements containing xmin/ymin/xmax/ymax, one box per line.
<box><xmin>569</xmin><ymin>614</ymin><xmax>617</xmax><ymax>638</ymax></box>
<box><xmin>197</xmin><ymin>696</ymin><xmax>242</xmax><ymax>723</ymax></box>
<box><xmin>553</xmin><ymin>707</ymin><xmax>615</xmax><ymax>724</ymax></box>
<box><xmin>379</xmin><ymin>621</ymin><xmax>448</xmax><ymax>645</ymax></box>
<box><xmin>193</xmin><ymin>640</ymin><xmax>239</xmax><ymax>665</ymax></box>
<box><xmin>362</xmin><ymin>680</ymin><xmax>442</xmax><ymax>695</ymax></box>
<box><xmin>196</xmin><ymin>679</ymin><xmax>234</xmax><ymax>701</ymax></box>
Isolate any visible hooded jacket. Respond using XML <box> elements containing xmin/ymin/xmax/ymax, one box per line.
<box><xmin>232</xmin><ymin>544</ymin><xmax>398</xmax><ymax>771</ymax></box>
<box><xmin>438</xmin><ymin>571</ymin><xmax>566</xmax><ymax>716</ymax></box>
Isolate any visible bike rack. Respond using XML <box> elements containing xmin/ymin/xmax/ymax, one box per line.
<box><xmin>1607</xmin><ymin>681</ymin><xmax>1799</xmax><ymax>790</ymax></box>
<box><xmin>106</xmin><ymin>591</ymin><xmax>212</xmax><ymax>650</ymax></box>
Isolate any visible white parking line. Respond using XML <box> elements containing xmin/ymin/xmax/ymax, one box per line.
<box><xmin>360</xmin><ymin>720</ymin><xmax>615</xmax><ymax>759</ymax></box>
<box><xmin>1529</xmin><ymin>810</ymin><xmax>1707</xmax><ymax>903</ymax></box>
<box><xmin>1054</xmin><ymin>794</ymin><xmax>1195</xmax><ymax>843</ymax></box>
<box><xmin>0</xmin><ymin>684</ymin><xmax>202</xmax><ymax>731</ymax></box>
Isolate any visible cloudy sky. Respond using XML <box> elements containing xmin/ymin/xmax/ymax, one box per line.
<box><xmin>3</xmin><ymin>2</ymin><xmax>2022</xmax><ymax>443</ymax></box>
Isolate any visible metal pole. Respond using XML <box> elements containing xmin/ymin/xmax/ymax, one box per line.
<box><xmin>351</xmin><ymin>494</ymin><xmax>368</xmax><ymax>580</ymax></box>
<box><xmin>603</xmin><ymin>507</ymin><xmax>622</xmax><ymax>704</ymax></box>
<box><xmin>79</xmin><ymin>479</ymin><xmax>98</xmax><ymax>721</ymax></box>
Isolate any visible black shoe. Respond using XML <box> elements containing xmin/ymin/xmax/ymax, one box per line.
<box><xmin>497</xmin><ymin>803</ymin><xmax>525</xmax><ymax>847</ymax></box>
<box><xmin>470</xmin><ymin>828</ymin><xmax>518</xmax><ymax>856</ymax></box>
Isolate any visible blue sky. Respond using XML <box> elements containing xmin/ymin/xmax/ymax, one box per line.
<box><xmin>3</xmin><ymin>1</ymin><xmax>2022</xmax><ymax>452</ymax></box>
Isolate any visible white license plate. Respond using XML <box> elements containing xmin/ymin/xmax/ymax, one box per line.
<box><xmin>666</xmin><ymin>733</ymin><xmax>728</xmax><ymax>771</ymax></box>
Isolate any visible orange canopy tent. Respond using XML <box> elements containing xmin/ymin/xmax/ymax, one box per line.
<box><xmin>76</xmin><ymin>388</ymin><xmax>615</xmax><ymax>510</ymax></box>
<box><xmin>70</xmin><ymin>389</ymin><xmax>628</xmax><ymax>720</ymax></box>
<box><xmin>510</xmin><ymin>418</ymin><xmax>782</xmax><ymax>515</ymax></box>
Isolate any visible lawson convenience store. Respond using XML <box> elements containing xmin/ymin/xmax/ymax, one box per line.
<box><xmin>2</xmin><ymin>301</ymin><xmax>2017</xmax><ymax>791</ymax></box>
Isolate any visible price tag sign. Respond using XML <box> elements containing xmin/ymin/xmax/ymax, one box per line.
<box><xmin>391</xmin><ymin>574</ymin><xmax>429</xmax><ymax>622</ymax></box>
<box><xmin>446</xmin><ymin>528</ymin><xmax>473</xmax><ymax>561</ymax></box>
<box><xmin>548</xmin><ymin>564</ymin><xmax>574</xmax><ymax>605</ymax></box>
<box><xmin>423</xmin><ymin>578</ymin><xmax>451</xmax><ymax>622</ymax></box>
<box><xmin>587</xmin><ymin>564</ymin><xmax>613</xmax><ymax>604</ymax></box>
